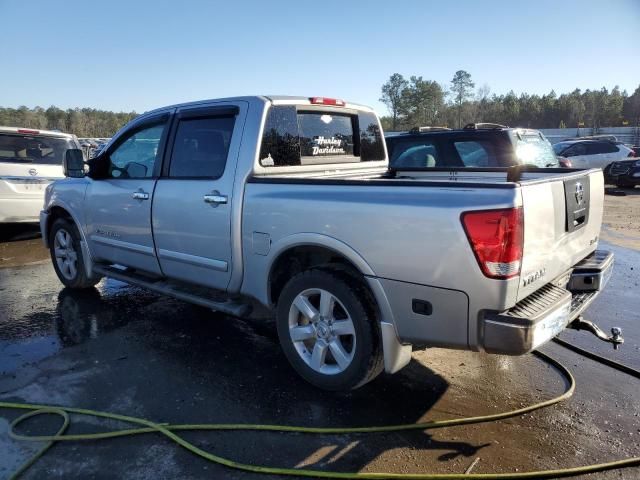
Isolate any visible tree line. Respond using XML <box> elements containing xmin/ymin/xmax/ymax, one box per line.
<box><xmin>0</xmin><ymin>106</ymin><xmax>137</xmax><ymax>138</ymax></box>
<box><xmin>380</xmin><ymin>71</ymin><xmax>640</xmax><ymax>132</ymax></box>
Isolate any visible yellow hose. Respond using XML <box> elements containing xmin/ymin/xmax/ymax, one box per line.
<box><xmin>1</xmin><ymin>350</ymin><xmax>639</xmax><ymax>479</ymax></box>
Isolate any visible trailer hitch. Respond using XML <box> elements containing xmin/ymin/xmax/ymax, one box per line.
<box><xmin>568</xmin><ymin>316</ymin><xmax>624</xmax><ymax>350</ymax></box>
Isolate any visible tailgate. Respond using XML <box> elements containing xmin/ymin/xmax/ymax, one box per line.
<box><xmin>517</xmin><ymin>169</ymin><xmax>604</xmax><ymax>302</ymax></box>
<box><xmin>0</xmin><ymin>163</ymin><xmax>64</xmax><ymax>196</ymax></box>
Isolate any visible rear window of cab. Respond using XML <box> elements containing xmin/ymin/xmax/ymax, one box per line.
<box><xmin>259</xmin><ymin>106</ymin><xmax>385</xmax><ymax>167</ymax></box>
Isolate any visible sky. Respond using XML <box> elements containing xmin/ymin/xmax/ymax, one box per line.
<box><xmin>1</xmin><ymin>0</ymin><xmax>639</xmax><ymax>116</ymax></box>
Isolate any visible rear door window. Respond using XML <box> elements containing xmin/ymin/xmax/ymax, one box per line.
<box><xmin>259</xmin><ymin>106</ymin><xmax>385</xmax><ymax>167</ymax></box>
<box><xmin>169</xmin><ymin>116</ymin><xmax>235</xmax><ymax>178</ymax></box>
<box><xmin>594</xmin><ymin>142</ymin><xmax>619</xmax><ymax>154</ymax></box>
<box><xmin>604</xmin><ymin>143</ymin><xmax>619</xmax><ymax>153</ymax></box>
<box><xmin>565</xmin><ymin>143</ymin><xmax>587</xmax><ymax>157</ymax></box>
<box><xmin>0</xmin><ymin>133</ymin><xmax>76</xmax><ymax>165</ymax></box>
<box><xmin>391</xmin><ymin>140</ymin><xmax>440</xmax><ymax>168</ymax></box>
<box><xmin>584</xmin><ymin>143</ymin><xmax>602</xmax><ymax>155</ymax></box>
<box><xmin>453</xmin><ymin>140</ymin><xmax>498</xmax><ymax>167</ymax></box>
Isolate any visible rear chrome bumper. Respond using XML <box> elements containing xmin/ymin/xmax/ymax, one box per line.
<box><xmin>482</xmin><ymin>250</ymin><xmax>613</xmax><ymax>355</ymax></box>
<box><xmin>0</xmin><ymin>197</ymin><xmax>45</xmax><ymax>223</ymax></box>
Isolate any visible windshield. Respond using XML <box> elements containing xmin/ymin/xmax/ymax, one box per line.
<box><xmin>514</xmin><ymin>133</ymin><xmax>558</xmax><ymax>167</ymax></box>
<box><xmin>0</xmin><ymin>134</ymin><xmax>77</xmax><ymax>165</ymax></box>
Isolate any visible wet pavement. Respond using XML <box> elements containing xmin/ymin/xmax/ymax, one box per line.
<box><xmin>0</xmin><ymin>225</ymin><xmax>639</xmax><ymax>479</ymax></box>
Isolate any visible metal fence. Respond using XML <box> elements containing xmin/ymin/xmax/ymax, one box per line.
<box><xmin>539</xmin><ymin>127</ymin><xmax>640</xmax><ymax>146</ymax></box>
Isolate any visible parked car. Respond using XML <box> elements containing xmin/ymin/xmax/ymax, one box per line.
<box><xmin>90</xmin><ymin>143</ymin><xmax>108</xmax><ymax>158</ymax></box>
<box><xmin>41</xmin><ymin>96</ymin><xmax>611</xmax><ymax>390</ymax></box>
<box><xmin>385</xmin><ymin>123</ymin><xmax>565</xmax><ymax>170</ymax></box>
<box><xmin>603</xmin><ymin>158</ymin><xmax>640</xmax><ymax>188</ymax></box>
<box><xmin>0</xmin><ymin>127</ymin><xmax>80</xmax><ymax>223</ymax></box>
<box><xmin>552</xmin><ymin>139</ymin><xmax>635</xmax><ymax>169</ymax></box>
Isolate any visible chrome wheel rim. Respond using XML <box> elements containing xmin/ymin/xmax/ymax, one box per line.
<box><xmin>54</xmin><ymin>229</ymin><xmax>78</xmax><ymax>281</ymax></box>
<box><xmin>288</xmin><ymin>288</ymin><xmax>356</xmax><ymax>375</ymax></box>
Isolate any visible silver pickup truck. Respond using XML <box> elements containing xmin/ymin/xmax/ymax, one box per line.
<box><xmin>40</xmin><ymin>95</ymin><xmax>613</xmax><ymax>390</ymax></box>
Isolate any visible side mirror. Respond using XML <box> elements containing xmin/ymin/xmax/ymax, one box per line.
<box><xmin>63</xmin><ymin>149</ymin><xmax>86</xmax><ymax>178</ymax></box>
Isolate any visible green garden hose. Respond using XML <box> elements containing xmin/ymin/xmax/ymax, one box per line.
<box><xmin>1</xmin><ymin>350</ymin><xmax>639</xmax><ymax>479</ymax></box>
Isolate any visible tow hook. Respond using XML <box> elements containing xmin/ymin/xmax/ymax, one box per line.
<box><xmin>568</xmin><ymin>316</ymin><xmax>624</xmax><ymax>349</ymax></box>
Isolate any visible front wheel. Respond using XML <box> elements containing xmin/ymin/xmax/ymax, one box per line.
<box><xmin>49</xmin><ymin>218</ymin><xmax>101</xmax><ymax>289</ymax></box>
<box><xmin>276</xmin><ymin>269</ymin><xmax>384</xmax><ymax>390</ymax></box>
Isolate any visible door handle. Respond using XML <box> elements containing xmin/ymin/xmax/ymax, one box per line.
<box><xmin>203</xmin><ymin>191</ymin><xmax>228</xmax><ymax>206</ymax></box>
<box><xmin>132</xmin><ymin>191</ymin><xmax>149</xmax><ymax>200</ymax></box>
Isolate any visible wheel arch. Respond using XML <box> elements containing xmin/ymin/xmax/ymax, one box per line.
<box><xmin>45</xmin><ymin>201</ymin><xmax>94</xmax><ymax>279</ymax></box>
<box><xmin>259</xmin><ymin>234</ymin><xmax>411</xmax><ymax>375</ymax></box>
<box><xmin>45</xmin><ymin>206</ymin><xmax>74</xmax><ymax>247</ymax></box>
<box><xmin>265</xmin><ymin>235</ymin><xmax>376</xmax><ymax>308</ymax></box>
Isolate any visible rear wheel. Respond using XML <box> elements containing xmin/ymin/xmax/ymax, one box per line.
<box><xmin>276</xmin><ymin>269</ymin><xmax>383</xmax><ymax>390</ymax></box>
<box><xmin>49</xmin><ymin>218</ymin><xmax>101</xmax><ymax>289</ymax></box>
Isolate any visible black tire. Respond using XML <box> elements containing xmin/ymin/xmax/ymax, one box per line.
<box><xmin>49</xmin><ymin>218</ymin><xmax>101</xmax><ymax>289</ymax></box>
<box><xmin>276</xmin><ymin>269</ymin><xmax>384</xmax><ymax>391</ymax></box>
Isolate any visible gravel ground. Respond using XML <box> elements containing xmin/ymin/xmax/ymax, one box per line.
<box><xmin>601</xmin><ymin>187</ymin><xmax>640</xmax><ymax>250</ymax></box>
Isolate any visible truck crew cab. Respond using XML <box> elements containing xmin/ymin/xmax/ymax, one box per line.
<box><xmin>41</xmin><ymin>96</ymin><xmax>613</xmax><ymax>390</ymax></box>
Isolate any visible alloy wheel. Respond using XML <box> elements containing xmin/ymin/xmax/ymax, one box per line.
<box><xmin>288</xmin><ymin>288</ymin><xmax>356</xmax><ymax>375</ymax></box>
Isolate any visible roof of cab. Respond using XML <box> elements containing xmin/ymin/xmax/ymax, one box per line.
<box><xmin>386</xmin><ymin>126</ymin><xmax>542</xmax><ymax>139</ymax></box>
<box><xmin>0</xmin><ymin>126</ymin><xmax>75</xmax><ymax>138</ymax></box>
<box><xmin>142</xmin><ymin>95</ymin><xmax>375</xmax><ymax>118</ymax></box>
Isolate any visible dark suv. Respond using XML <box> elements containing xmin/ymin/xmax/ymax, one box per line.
<box><xmin>385</xmin><ymin>123</ymin><xmax>563</xmax><ymax>170</ymax></box>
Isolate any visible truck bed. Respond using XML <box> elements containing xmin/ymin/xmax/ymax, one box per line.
<box><xmin>244</xmin><ymin>166</ymin><xmax>604</xmax><ymax>351</ymax></box>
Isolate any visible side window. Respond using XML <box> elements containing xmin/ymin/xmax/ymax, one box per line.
<box><xmin>584</xmin><ymin>143</ymin><xmax>603</xmax><ymax>155</ymax></box>
<box><xmin>259</xmin><ymin>105</ymin><xmax>301</xmax><ymax>167</ymax></box>
<box><xmin>601</xmin><ymin>142</ymin><xmax>619</xmax><ymax>154</ymax></box>
<box><xmin>169</xmin><ymin>116</ymin><xmax>235</xmax><ymax>178</ymax></box>
<box><xmin>392</xmin><ymin>140</ymin><xmax>439</xmax><ymax>168</ymax></box>
<box><xmin>358</xmin><ymin>111</ymin><xmax>386</xmax><ymax>161</ymax></box>
<box><xmin>108</xmin><ymin>123</ymin><xmax>166</xmax><ymax>178</ymax></box>
<box><xmin>453</xmin><ymin>140</ymin><xmax>498</xmax><ymax>167</ymax></box>
<box><xmin>566</xmin><ymin>143</ymin><xmax>586</xmax><ymax>157</ymax></box>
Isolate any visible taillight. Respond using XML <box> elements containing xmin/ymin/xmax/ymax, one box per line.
<box><xmin>558</xmin><ymin>157</ymin><xmax>572</xmax><ymax>168</ymax></box>
<box><xmin>461</xmin><ymin>207</ymin><xmax>524</xmax><ymax>279</ymax></box>
<box><xmin>309</xmin><ymin>97</ymin><xmax>345</xmax><ymax>107</ymax></box>
<box><xmin>629</xmin><ymin>150</ymin><xmax>636</xmax><ymax>158</ymax></box>
<box><xmin>17</xmin><ymin>128</ymin><xmax>40</xmax><ymax>134</ymax></box>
